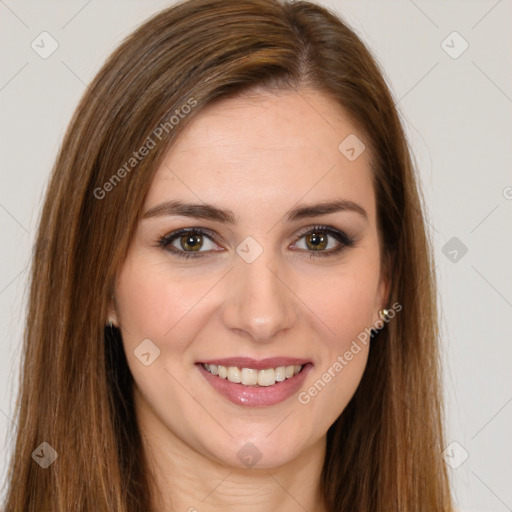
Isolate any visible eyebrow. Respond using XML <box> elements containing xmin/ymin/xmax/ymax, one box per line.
<box><xmin>142</xmin><ymin>199</ymin><xmax>368</xmax><ymax>223</ymax></box>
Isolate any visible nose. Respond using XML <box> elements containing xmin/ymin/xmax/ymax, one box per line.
<box><xmin>221</xmin><ymin>249</ymin><xmax>297</xmax><ymax>342</ymax></box>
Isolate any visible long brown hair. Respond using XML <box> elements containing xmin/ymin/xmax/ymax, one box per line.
<box><xmin>3</xmin><ymin>0</ymin><xmax>453</xmax><ymax>510</ymax></box>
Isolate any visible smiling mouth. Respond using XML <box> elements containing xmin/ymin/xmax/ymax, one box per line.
<box><xmin>201</xmin><ymin>362</ymin><xmax>306</xmax><ymax>387</ymax></box>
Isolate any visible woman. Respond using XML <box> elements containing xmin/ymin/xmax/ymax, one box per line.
<box><xmin>3</xmin><ymin>0</ymin><xmax>454</xmax><ymax>510</ymax></box>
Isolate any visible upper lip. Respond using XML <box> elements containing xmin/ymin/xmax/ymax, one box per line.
<box><xmin>198</xmin><ymin>357</ymin><xmax>311</xmax><ymax>370</ymax></box>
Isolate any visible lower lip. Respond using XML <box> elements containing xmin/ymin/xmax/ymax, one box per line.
<box><xmin>197</xmin><ymin>363</ymin><xmax>313</xmax><ymax>407</ymax></box>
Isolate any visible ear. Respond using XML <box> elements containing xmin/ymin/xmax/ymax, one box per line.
<box><xmin>375</xmin><ymin>252</ymin><xmax>392</xmax><ymax>317</ymax></box>
<box><xmin>106</xmin><ymin>294</ymin><xmax>119</xmax><ymax>327</ymax></box>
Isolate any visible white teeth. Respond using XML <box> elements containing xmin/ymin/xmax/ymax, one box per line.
<box><xmin>258</xmin><ymin>368</ymin><xmax>275</xmax><ymax>387</ymax></box>
<box><xmin>275</xmin><ymin>366</ymin><xmax>286</xmax><ymax>382</ymax></box>
<box><xmin>203</xmin><ymin>363</ymin><xmax>304</xmax><ymax>386</ymax></box>
<box><xmin>241</xmin><ymin>368</ymin><xmax>258</xmax><ymax>385</ymax></box>
<box><xmin>227</xmin><ymin>366</ymin><xmax>241</xmax><ymax>383</ymax></box>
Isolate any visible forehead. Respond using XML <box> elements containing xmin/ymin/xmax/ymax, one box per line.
<box><xmin>146</xmin><ymin>89</ymin><xmax>375</xmax><ymax>223</ymax></box>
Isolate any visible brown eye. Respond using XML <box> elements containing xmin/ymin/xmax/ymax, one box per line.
<box><xmin>180</xmin><ymin>233</ymin><xmax>203</xmax><ymax>252</ymax></box>
<box><xmin>158</xmin><ymin>228</ymin><xmax>221</xmax><ymax>259</ymax></box>
<box><xmin>293</xmin><ymin>225</ymin><xmax>355</xmax><ymax>258</ymax></box>
<box><xmin>304</xmin><ymin>232</ymin><xmax>328</xmax><ymax>251</ymax></box>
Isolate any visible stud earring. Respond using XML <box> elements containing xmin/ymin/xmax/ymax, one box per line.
<box><xmin>370</xmin><ymin>308</ymin><xmax>391</xmax><ymax>340</ymax></box>
<box><xmin>378</xmin><ymin>309</ymin><xmax>390</xmax><ymax>321</ymax></box>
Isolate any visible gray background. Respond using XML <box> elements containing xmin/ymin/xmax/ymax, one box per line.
<box><xmin>1</xmin><ymin>1</ymin><xmax>511</xmax><ymax>510</ymax></box>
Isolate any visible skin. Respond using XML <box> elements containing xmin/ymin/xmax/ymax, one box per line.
<box><xmin>109</xmin><ymin>88</ymin><xmax>389</xmax><ymax>512</ymax></box>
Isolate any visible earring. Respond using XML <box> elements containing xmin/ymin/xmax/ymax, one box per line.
<box><xmin>107</xmin><ymin>319</ymin><xmax>114</xmax><ymax>329</ymax></box>
<box><xmin>371</xmin><ymin>309</ymin><xmax>390</xmax><ymax>340</ymax></box>
<box><xmin>379</xmin><ymin>309</ymin><xmax>390</xmax><ymax>321</ymax></box>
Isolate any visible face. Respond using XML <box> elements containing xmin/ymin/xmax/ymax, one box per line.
<box><xmin>110</xmin><ymin>88</ymin><xmax>389</xmax><ymax>470</ymax></box>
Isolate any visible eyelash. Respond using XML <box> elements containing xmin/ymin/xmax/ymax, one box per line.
<box><xmin>156</xmin><ymin>225</ymin><xmax>355</xmax><ymax>260</ymax></box>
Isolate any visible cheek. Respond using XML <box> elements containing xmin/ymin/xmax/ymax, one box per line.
<box><xmin>114</xmin><ymin>253</ymin><xmax>202</xmax><ymax>350</ymax></box>
<box><xmin>301</xmin><ymin>256</ymin><xmax>380</xmax><ymax>349</ymax></box>
<box><xmin>294</xmin><ymin>252</ymin><xmax>380</xmax><ymax>413</ymax></box>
